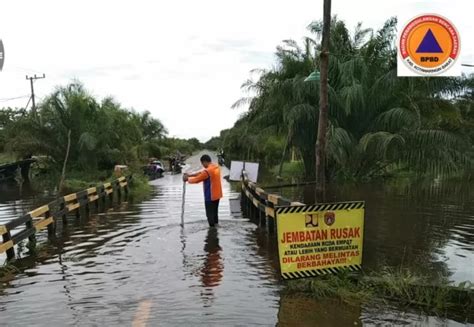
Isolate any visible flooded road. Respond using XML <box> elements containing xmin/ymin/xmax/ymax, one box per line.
<box><xmin>0</xmin><ymin>153</ymin><xmax>473</xmax><ymax>326</ymax></box>
<box><xmin>0</xmin><ymin>158</ymin><xmax>281</xmax><ymax>326</ymax></box>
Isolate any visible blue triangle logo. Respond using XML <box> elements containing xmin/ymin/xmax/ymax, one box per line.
<box><xmin>416</xmin><ymin>29</ymin><xmax>443</xmax><ymax>53</ymax></box>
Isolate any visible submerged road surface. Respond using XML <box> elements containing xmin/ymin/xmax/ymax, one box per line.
<box><xmin>0</xmin><ymin>153</ymin><xmax>283</xmax><ymax>326</ymax></box>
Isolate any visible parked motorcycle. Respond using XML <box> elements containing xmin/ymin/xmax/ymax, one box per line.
<box><xmin>144</xmin><ymin>160</ymin><xmax>165</xmax><ymax>179</ymax></box>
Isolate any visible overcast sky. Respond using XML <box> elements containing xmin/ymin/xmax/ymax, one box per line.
<box><xmin>0</xmin><ymin>0</ymin><xmax>472</xmax><ymax>141</ymax></box>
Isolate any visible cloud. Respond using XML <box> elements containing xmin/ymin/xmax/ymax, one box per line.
<box><xmin>0</xmin><ymin>0</ymin><xmax>472</xmax><ymax>142</ymax></box>
<box><xmin>60</xmin><ymin>64</ymin><xmax>135</xmax><ymax>79</ymax></box>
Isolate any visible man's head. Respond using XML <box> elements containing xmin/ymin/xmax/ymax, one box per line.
<box><xmin>200</xmin><ymin>154</ymin><xmax>212</xmax><ymax>168</ymax></box>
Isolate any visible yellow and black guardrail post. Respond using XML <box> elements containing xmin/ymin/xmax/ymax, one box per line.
<box><xmin>0</xmin><ymin>175</ymin><xmax>131</xmax><ymax>261</ymax></box>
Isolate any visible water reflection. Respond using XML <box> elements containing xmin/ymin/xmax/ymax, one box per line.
<box><xmin>278</xmin><ymin>296</ymin><xmax>361</xmax><ymax>326</ymax></box>
<box><xmin>200</xmin><ymin>227</ymin><xmax>224</xmax><ymax>307</ymax></box>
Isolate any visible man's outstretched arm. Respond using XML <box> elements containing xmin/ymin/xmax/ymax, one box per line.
<box><xmin>183</xmin><ymin>171</ymin><xmax>208</xmax><ymax>183</ymax></box>
<box><xmin>186</xmin><ymin>171</ymin><xmax>201</xmax><ymax>177</ymax></box>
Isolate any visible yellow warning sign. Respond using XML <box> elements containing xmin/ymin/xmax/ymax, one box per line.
<box><xmin>276</xmin><ymin>201</ymin><xmax>364</xmax><ymax>279</ymax></box>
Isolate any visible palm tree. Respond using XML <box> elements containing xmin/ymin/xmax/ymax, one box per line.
<box><xmin>226</xmin><ymin>17</ymin><xmax>474</xmax><ymax>181</ymax></box>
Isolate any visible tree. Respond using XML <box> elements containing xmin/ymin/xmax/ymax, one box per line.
<box><xmin>3</xmin><ymin>81</ymin><xmax>175</xmax><ymax>189</ymax></box>
<box><xmin>204</xmin><ymin>136</ymin><xmax>222</xmax><ymax>151</ymax></box>
<box><xmin>315</xmin><ymin>0</ymin><xmax>332</xmax><ymax>198</ymax></box>
<box><xmin>187</xmin><ymin>138</ymin><xmax>202</xmax><ymax>150</ymax></box>
<box><xmin>224</xmin><ymin>17</ymin><xmax>474</xmax><ymax>182</ymax></box>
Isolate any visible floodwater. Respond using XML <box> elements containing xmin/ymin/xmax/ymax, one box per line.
<box><xmin>0</xmin><ymin>153</ymin><xmax>472</xmax><ymax>326</ymax></box>
<box><xmin>273</xmin><ymin>179</ymin><xmax>474</xmax><ymax>284</ymax></box>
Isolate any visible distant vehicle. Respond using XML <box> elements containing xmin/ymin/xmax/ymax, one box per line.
<box><xmin>168</xmin><ymin>154</ymin><xmax>186</xmax><ymax>174</ymax></box>
<box><xmin>217</xmin><ymin>150</ymin><xmax>225</xmax><ymax>166</ymax></box>
<box><xmin>144</xmin><ymin>159</ymin><xmax>164</xmax><ymax>179</ymax></box>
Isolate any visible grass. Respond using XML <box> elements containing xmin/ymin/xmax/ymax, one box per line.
<box><xmin>33</xmin><ymin>168</ymin><xmax>112</xmax><ymax>193</ymax></box>
<box><xmin>60</xmin><ymin>166</ymin><xmax>152</xmax><ymax>200</ymax></box>
<box><xmin>285</xmin><ymin>267</ymin><xmax>474</xmax><ymax>319</ymax></box>
<box><xmin>271</xmin><ymin>161</ymin><xmax>306</xmax><ymax>181</ymax></box>
<box><xmin>28</xmin><ymin>161</ymin><xmax>152</xmax><ymax>199</ymax></box>
<box><xmin>4</xmin><ymin>160</ymin><xmax>151</xmax><ymax>225</ymax></box>
<box><xmin>55</xmin><ymin>169</ymin><xmax>152</xmax><ymax>201</ymax></box>
<box><xmin>286</xmin><ymin>270</ymin><xmax>372</xmax><ymax>304</ymax></box>
<box><xmin>367</xmin><ymin>268</ymin><xmax>474</xmax><ymax>313</ymax></box>
<box><xmin>0</xmin><ymin>152</ymin><xmax>17</xmax><ymax>165</ymax></box>
<box><xmin>128</xmin><ymin>172</ymin><xmax>152</xmax><ymax>201</ymax></box>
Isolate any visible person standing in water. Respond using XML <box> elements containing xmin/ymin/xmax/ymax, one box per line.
<box><xmin>183</xmin><ymin>154</ymin><xmax>223</xmax><ymax>227</ymax></box>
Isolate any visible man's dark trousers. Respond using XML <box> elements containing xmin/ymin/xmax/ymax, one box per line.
<box><xmin>205</xmin><ymin>200</ymin><xmax>220</xmax><ymax>227</ymax></box>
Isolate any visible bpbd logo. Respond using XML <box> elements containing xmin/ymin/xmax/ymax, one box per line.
<box><xmin>398</xmin><ymin>14</ymin><xmax>460</xmax><ymax>76</ymax></box>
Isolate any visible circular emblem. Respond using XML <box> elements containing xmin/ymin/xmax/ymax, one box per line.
<box><xmin>399</xmin><ymin>14</ymin><xmax>460</xmax><ymax>75</ymax></box>
<box><xmin>324</xmin><ymin>212</ymin><xmax>335</xmax><ymax>226</ymax></box>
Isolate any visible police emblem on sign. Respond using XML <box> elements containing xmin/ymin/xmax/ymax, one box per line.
<box><xmin>305</xmin><ymin>213</ymin><xmax>319</xmax><ymax>227</ymax></box>
<box><xmin>324</xmin><ymin>212</ymin><xmax>335</xmax><ymax>226</ymax></box>
<box><xmin>0</xmin><ymin>40</ymin><xmax>4</xmax><ymax>71</ymax></box>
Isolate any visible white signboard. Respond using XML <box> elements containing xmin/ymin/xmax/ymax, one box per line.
<box><xmin>229</xmin><ymin>161</ymin><xmax>259</xmax><ymax>183</ymax></box>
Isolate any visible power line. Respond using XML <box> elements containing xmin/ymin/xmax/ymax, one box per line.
<box><xmin>24</xmin><ymin>96</ymin><xmax>32</xmax><ymax>110</ymax></box>
<box><xmin>0</xmin><ymin>95</ymin><xmax>29</xmax><ymax>102</ymax></box>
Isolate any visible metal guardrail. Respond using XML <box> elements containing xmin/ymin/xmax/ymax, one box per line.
<box><xmin>0</xmin><ymin>175</ymin><xmax>131</xmax><ymax>260</ymax></box>
<box><xmin>240</xmin><ymin>171</ymin><xmax>304</xmax><ymax>232</ymax></box>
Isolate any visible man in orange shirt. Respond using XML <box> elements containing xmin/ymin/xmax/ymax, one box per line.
<box><xmin>183</xmin><ymin>154</ymin><xmax>223</xmax><ymax>227</ymax></box>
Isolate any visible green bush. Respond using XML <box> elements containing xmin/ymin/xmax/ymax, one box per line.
<box><xmin>272</xmin><ymin>161</ymin><xmax>306</xmax><ymax>180</ymax></box>
<box><xmin>128</xmin><ymin>173</ymin><xmax>152</xmax><ymax>201</ymax></box>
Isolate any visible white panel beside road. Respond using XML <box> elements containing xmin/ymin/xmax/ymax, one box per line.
<box><xmin>229</xmin><ymin>161</ymin><xmax>259</xmax><ymax>183</ymax></box>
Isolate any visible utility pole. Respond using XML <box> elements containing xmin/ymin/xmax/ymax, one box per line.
<box><xmin>26</xmin><ymin>74</ymin><xmax>45</xmax><ymax>116</ymax></box>
<box><xmin>315</xmin><ymin>0</ymin><xmax>331</xmax><ymax>200</ymax></box>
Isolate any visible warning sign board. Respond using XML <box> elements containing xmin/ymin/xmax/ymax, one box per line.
<box><xmin>276</xmin><ymin>201</ymin><xmax>364</xmax><ymax>279</ymax></box>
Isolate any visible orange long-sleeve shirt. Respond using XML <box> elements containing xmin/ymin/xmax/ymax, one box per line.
<box><xmin>188</xmin><ymin>163</ymin><xmax>223</xmax><ymax>202</ymax></box>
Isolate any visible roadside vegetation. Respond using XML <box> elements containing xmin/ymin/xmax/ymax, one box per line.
<box><xmin>285</xmin><ymin>267</ymin><xmax>474</xmax><ymax>321</ymax></box>
<box><xmin>208</xmin><ymin>16</ymin><xmax>474</xmax><ymax>182</ymax></box>
<box><xmin>0</xmin><ymin>82</ymin><xmax>203</xmax><ymax>193</ymax></box>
